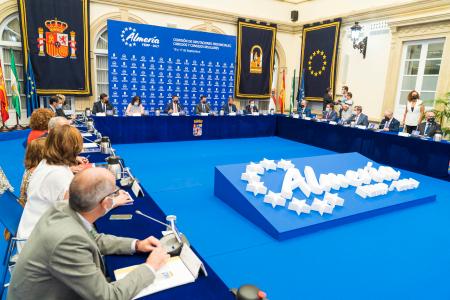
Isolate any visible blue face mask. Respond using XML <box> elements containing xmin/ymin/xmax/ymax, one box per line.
<box><xmin>56</xmin><ymin>104</ymin><xmax>63</xmax><ymax>109</ymax></box>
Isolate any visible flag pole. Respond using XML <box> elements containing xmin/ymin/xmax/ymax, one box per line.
<box><xmin>11</xmin><ymin>111</ymin><xmax>25</xmax><ymax>130</ymax></box>
<box><xmin>0</xmin><ymin>120</ymin><xmax>9</xmax><ymax>132</ymax></box>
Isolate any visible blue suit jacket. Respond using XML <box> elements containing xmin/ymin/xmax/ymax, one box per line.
<box><xmin>298</xmin><ymin>107</ymin><xmax>312</xmax><ymax>118</ymax></box>
<box><xmin>222</xmin><ymin>104</ymin><xmax>237</xmax><ymax>114</ymax></box>
<box><xmin>379</xmin><ymin>118</ymin><xmax>400</xmax><ymax>132</ymax></box>
<box><xmin>323</xmin><ymin>110</ymin><xmax>338</xmax><ymax>122</ymax></box>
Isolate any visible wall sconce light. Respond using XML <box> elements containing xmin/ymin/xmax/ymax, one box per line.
<box><xmin>350</xmin><ymin>22</ymin><xmax>368</xmax><ymax>59</ymax></box>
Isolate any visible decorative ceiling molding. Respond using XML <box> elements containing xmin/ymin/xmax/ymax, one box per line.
<box><xmin>92</xmin><ymin>0</ymin><xmax>450</xmax><ymax>34</ymax></box>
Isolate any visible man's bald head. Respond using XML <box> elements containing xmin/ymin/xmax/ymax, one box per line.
<box><xmin>48</xmin><ymin>116</ymin><xmax>70</xmax><ymax>131</ymax></box>
<box><xmin>69</xmin><ymin>168</ymin><xmax>116</xmax><ymax>213</ymax></box>
<box><xmin>384</xmin><ymin>110</ymin><xmax>393</xmax><ymax>119</ymax></box>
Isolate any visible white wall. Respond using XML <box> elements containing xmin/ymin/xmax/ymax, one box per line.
<box><xmin>336</xmin><ymin>21</ymin><xmax>392</xmax><ymax>120</ymax></box>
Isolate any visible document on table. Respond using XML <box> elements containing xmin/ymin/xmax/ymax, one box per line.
<box><xmin>114</xmin><ymin>256</ymin><xmax>196</xmax><ymax>298</ymax></box>
<box><xmin>83</xmin><ymin>142</ymin><xmax>98</xmax><ymax>148</ymax></box>
<box><xmin>81</xmin><ymin>132</ymin><xmax>93</xmax><ymax>137</ymax></box>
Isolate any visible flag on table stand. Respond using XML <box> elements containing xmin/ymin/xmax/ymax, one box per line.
<box><xmin>10</xmin><ymin>49</ymin><xmax>21</xmax><ymax>119</ymax></box>
<box><xmin>0</xmin><ymin>58</ymin><xmax>9</xmax><ymax>125</ymax></box>
<box><xmin>290</xmin><ymin>69</ymin><xmax>296</xmax><ymax>114</ymax></box>
<box><xmin>25</xmin><ymin>55</ymin><xmax>38</xmax><ymax>117</ymax></box>
<box><xmin>279</xmin><ymin>70</ymin><xmax>286</xmax><ymax>113</ymax></box>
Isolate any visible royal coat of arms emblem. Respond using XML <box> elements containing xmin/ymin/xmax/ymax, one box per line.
<box><xmin>37</xmin><ymin>18</ymin><xmax>77</xmax><ymax>59</ymax></box>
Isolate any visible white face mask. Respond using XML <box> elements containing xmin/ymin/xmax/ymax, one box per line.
<box><xmin>103</xmin><ymin>198</ymin><xmax>114</xmax><ymax>216</ymax></box>
<box><xmin>134</xmin><ymin>103</ymin><xmax>139</xmax><ymax>106</ymax></box>
<box><xmin>326</xmin><ymin>108</ymin><xmax>331</xmax><ymax>112</ymax></box>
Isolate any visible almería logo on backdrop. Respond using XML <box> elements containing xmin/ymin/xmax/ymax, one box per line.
<box><xmin>121</xmin><ymin>27</ymin><xmax>160</xmax><ymax>48</ymax></box>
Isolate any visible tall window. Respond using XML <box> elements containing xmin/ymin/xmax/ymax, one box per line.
<box><xmin>0</xmin><ymin>14</ymin><xmax>26</xmax><ymax>115</ymax></box>
<box><xmin>95</xmin><ymin>29</ymin><xmax>108</xmax><ymax>100</ymax></box>
<box><xmin>396</xmin><ymin>38</ymin><xmax>445</xmax><ymax>109</ymax></box>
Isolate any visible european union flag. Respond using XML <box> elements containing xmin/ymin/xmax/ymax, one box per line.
<box><xmin>297</xmin><ymin>68</ymin><xmax>305</xmax><ymax>103</ymax></box>
<box><xmin>300</xmin><ymin>19</ymin><xmax>341</xmax><ymax>102</ymax></box>
<box><xmin>25</xmin><ymin>55</ymin><xmax>38</xmax><ymax>117</ymax></box>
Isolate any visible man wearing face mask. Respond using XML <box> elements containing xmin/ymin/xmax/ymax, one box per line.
<box><xmin>245</xmin><ymin>100</ymin><xmax>258</xmax><ymax>114</ymax></box>
<box><xmin>347</xmin><ymin>105</ymin><xmax>369</xmax><ymax>127</ymax></box>
<box><xmin>298</xmin><ymin>99</ymin><xmax>312</xmax><ymax>118</ymax></box>
<box><xmin>92</xmin><ymin>93</ymin><xmax>114</xmax><ymax>115</ymax></box>
<box><xmin>322</xmin><ymin>103</ymin><xmax>338</xmax><ymax>122</ymax></box>
<box><xmin>8</xmin><ymin>168</ymin><xmax>170</xmax><ymax>300</ymax></box>
<box><xmin>48</xmin><ymin>96</ymin><xmax>68</xmax><ymax>118</ymax></box>
<box><xmin>164</xmin><ymin>95</ymin><xmax>183</xmax><ymax>114</ymax></box>
<box><xmin>195</xmin><ymin>95</ymin><xmax>211</xmax><ymax>114</ymax></box>
<box><xmin>379</xmin><ymin>110</ymin><xmax>400</xmax><ymax>132</ymax></box>
<box><xmin>417</xmin><ymin>111</ymin><xmax>441</xmax><ymax>137</ymax></box>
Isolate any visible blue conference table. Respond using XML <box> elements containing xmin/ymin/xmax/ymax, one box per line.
<box><xmin>276</xmin><ymin>117</ymin><xmax>450</xmax><ymax>180</ymax></box>
<box><xmin>81</xmin><ymin>138</ymin><xmax>233</xmax><ymax>300</ymax></box>
<box><xmin>92</xmin><ymin>115</ymin><xmax>450</xmax><ymax>180</ymax></box>
<box><xmin>92</xmin><ymin>115</ymin><xmax>276</xmax><ymax>144</ymax></box>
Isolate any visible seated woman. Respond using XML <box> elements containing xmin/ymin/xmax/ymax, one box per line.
<box><xmin>26</xmin><ymin>108</ymin><xmax>55</xmax><ymax>145</ymax></box>
<box><xmin>126</xmin><ymin>96</ymin><xmax>145</xmax><ymax>116</ymax></box>
<box><xmin>19</xmin><ymin>137</ymin><xmax>46</xmax><ymax>207</ymax></box>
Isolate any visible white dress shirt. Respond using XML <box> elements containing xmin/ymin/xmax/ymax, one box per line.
<box><xmin>17</xmin><ymin>160</ymin><xmax>74</xmax><ymax>251</ymax></box>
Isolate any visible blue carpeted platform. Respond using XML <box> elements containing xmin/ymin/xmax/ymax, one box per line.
<box><xmin>214</xmin><ymin>152</ymin><xmax>436</xmax><ymax>240</ymax></box>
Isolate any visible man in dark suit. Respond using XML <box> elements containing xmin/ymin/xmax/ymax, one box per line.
<box><xmin>298</xmin><ymin>99</ymin><xmax>312</xmax><ymax>118</ymax></box>
<box><xmin>245</xmin><ymin>100</ymin><xmax>258</xmax><ymax>114</ymax></box>
<box><xmin>195</xmin><ymin>95</ymin><xmax>211</xmax><ymax>114</ymax></box>
<box><xmin>322</xmin><ymin>103</ymin><xmax>338</xmax><ymax>122</ymax></box>
<box><xmin>48</xmin><ymin>96</ymin><xmax>70</xmax><ymax>119</ymax></box>
<box><xmin>379</xmin><ymin>110</ymin><xmax>400</xmax><ymax>132</ymax></box>
<box><xmin>418</xmin><ymin>111</ymin><xmax>441</xmax><ymax>137</ymax></box>
<box><xmin>164</xmin><ymin>95</ymin><xmax>183</xmax><ymax>114</ymax></box>
<box><xmin>222</xmin><ymin>96</ymin><xmax>237</xmax><ymax>114</ymax></box>
<box><xmin>348</xmin><ymin>105</ymin><xmax>369</xmax><ymax>127</ymax></box>
<box><xmin>92</xmin><ymin>93</ymin><xmax>113</xmax><ymax>115</ymax></box>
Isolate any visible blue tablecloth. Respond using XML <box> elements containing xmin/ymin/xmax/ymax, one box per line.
<box><xmin>92</xmin><ymin>115</ymin><xmax>277</xmax><ymax>144</ymax></box>
<box><xmin>276</xmin><ymin>117</ymin><xmax>450</xmax><ymax>180</ymax></box>
<box><xmin>90</xmin><ymin>153</ymin><xmax>233</xmax><ymax>300</ymax></box>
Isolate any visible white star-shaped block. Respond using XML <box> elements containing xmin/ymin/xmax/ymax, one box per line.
<box><xmin>246</xmin><ymin>162</ymin><xmax>265</xmax><ymax>175</ymax></box>
<box><xmin>310</xmin><ymin>198</ymin><xmax>333</xmax><ymax>216</ymax></box>
<box><xmin>259</xmin><ymin>158</ymin><xmax>277</xmax><ymax>171</ymax></box>
<box><xmin>240</xmin><ymin>171</ymin><xmax>260</xmax><ymax>182</ymax></box>
<box><xmin>246</xmin><ymin>181</ymin><xmax>267</xmax><ymax>196</ymax></box>
<box><xmin>263</xmin><ymin>191</ymin><xmax>287</xmax><ymax>208</ymax></box>
<box><xmin>288</xmin><ymin>198</ymin><xmax>311</xmax><ymax>215</ymax></box>
<box><xmin>324</xmin><ymin>192</ymin><xmax>344</xmax><ymax>208</ymax></box>
<box><xmin>277</xmin><ymin>159</ymin><xmax>295</xmax><ymax>171</ymax></box>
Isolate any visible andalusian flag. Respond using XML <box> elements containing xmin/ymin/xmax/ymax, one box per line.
<box><xmin>0</xmin><ymin>58</ymin><xmax>8</xmax><ymax>123</ymax></box>
<box><xmin>290</xmin><ymin>69</ymin><xmax>296</xmax><ymax>114</ymax></box>
<box><xmin>279</xmin><ymin>70</ymin><xmax>286</xmax><ymax>113</ymax></box>
<box><xmin>10</xmin><ymin>49</ymin><xmax>21</xmax><ymax>118</ymax></box>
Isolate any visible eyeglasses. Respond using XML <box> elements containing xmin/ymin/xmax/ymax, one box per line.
<box><xmin>100</xmin><ymin>187</ymin><xmax>121</xmax><ymax>204</ymax></box>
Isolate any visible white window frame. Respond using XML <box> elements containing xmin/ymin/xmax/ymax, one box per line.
<box><xmin>394</xmin><ymin>38</ymin><xmax>445</xmax><ymax>119</ymax></box>
<box><xmin>94</xmin><ymin>28</ymin><xmax>108</xmax><ymax>101</ymax></box>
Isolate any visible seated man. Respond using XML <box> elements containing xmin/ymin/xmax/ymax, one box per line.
<box><xmin>379</xmin><ymin>109</ymin><xmax>400</xmax><ymax>132</ymax></box>
<box><xmin>195</xmin><ymin>95</ymin><xmax>211</xmax><ymax>114</ymax></box>
<box><xmin>92</xmin><ymin>93</ymin><xmax>113</xmax><ymax>115</ymax></box>
<box><xmin>223</xmin><ymin>96</ymin><xmax>237</xmax><ymax>114</ymax></box>
<box><xmin>298</xmin><ymin>100</ymin><xmax>312</xmax><ymax>118</ymax></box>
<box><xmin>417</xmin><ymin>111</ymin><xmax>441</xmax><ymax>137</ymax></box>
<box><xmin>8</xmin><ymin>168</ymin><xmax>169</xmax><ymax>300</ymax></box>
<box><xmin>48</xmin><ymin>96</ymin><xmax>68</xmax><ymax>118</ymax></box>
<box><xmin>245</xmin><ymin>100</ymin><xmax>258</xmax><ymax>114</ymax></box>
<box><xmin>322</xmin><ymin>103</ymin><xmax>338</xmax><ymax>122</ymax></box>
<box><xmin>347</xmin><ymin>105</ymin><xmax>369</xmax><ymax>127</ymax></box>
<box><xmin>164</xmin><ymin>95</ymin><xmax>183</xmax><ymax>114</ymax></box>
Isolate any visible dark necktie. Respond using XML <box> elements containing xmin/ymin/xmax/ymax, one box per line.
<box><xmin>202</xmin><ymin>104</ymin><xmax>205</xmax><ymax>112</ymax></box>
<box><xmin>424</xmin><ymin>123</ymin><xmax>430</xmax><ymax>135</ymax></box>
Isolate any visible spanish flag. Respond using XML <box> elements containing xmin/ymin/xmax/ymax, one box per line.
<box><xmin>279</xmin><ymin>69</ymin><xmax>286</xmax><ymax>113</ymax></box>
<box><xmin>0</xmin><ymin>58</ymin><xmax>9</xmax><ymax>123</ymax></box>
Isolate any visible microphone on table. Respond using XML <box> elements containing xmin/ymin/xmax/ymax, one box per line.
<box><xmin>135</xmin><ymin>210</ymin><xmax>188</xmax><ymax>256</ymax></box>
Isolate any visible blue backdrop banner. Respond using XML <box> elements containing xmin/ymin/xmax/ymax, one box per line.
<box><xmin>107</xmin><ymin>20</ymin><xmax>236</xmax><ymax>115</ymax></box>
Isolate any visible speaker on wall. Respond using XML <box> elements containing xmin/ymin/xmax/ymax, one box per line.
<box><xmin>291</xmin><ymin>10</ymin><xmax>299</xmax><ymax>22</ymax></box>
